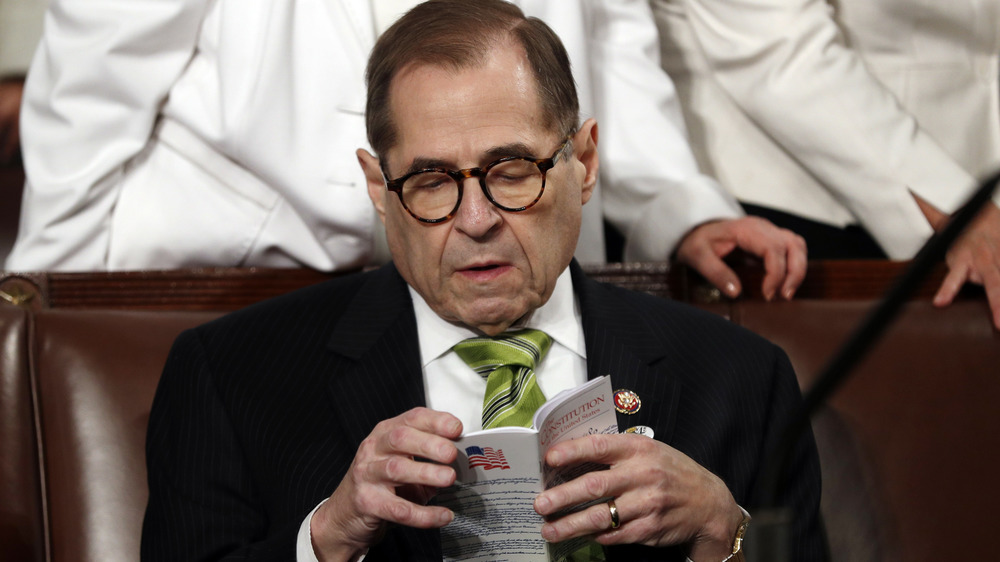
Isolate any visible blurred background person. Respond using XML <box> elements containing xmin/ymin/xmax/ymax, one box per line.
<box><xmin>5</xmin><ymin>0</ymin><xmax>805</xmax><ymax>301</ymax></box>
<box><xmin>651</xmin><ymin>0</ymin><xmax>1000</xmax><ymax>327</ymax></box>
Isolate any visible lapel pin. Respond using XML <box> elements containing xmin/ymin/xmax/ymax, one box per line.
<box><xmin>625</xmin><ymin>425</ymin><xmax>654</xmax><ymax>439</ymax></box>
<box><xmin>613</xmin><ymin>389</ymin><xmax>641</xmax><ymax>414</ymax></box>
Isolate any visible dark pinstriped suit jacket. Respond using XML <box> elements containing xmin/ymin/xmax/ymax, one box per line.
<box><xmin>141</xmin><ymin>261</ymin><xmax>824</xmax><ymax>561</ymax></box>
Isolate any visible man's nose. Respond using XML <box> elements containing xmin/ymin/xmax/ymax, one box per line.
<box><xmin>453</xmin><ymin>177</ymin><xmax>502</xmax><ymax>238</ymax></box>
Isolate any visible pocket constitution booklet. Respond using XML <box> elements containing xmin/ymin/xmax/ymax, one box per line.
<box><xmin>436</xmin><ymin>375</ymin><xmax>619</xmax><ymax>561</ymax></box>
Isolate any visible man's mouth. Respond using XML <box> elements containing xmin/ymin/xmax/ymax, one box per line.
<box><xmin>458</xmin><ymin>262</ymin><xmax>511</xmax><ymax>280</ymax></box>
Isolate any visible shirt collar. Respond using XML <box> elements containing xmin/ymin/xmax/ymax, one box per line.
<box><xmin>410</xmin><ymin>268</ymin><xmax>586</xmax><ymax>367</ymax></box>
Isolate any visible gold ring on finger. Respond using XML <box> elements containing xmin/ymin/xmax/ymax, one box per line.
<box><xmin>607</xmin><ymin>499</ymin><xmax>620</xmax><ymax>529</ymax></box>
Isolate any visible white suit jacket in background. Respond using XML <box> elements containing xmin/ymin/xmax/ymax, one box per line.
<box><xmin>653</xmin><ymin>0</ymin><xmax>1000</xmax><ymax>259</ymax></box>
<box><xmin>7</xmin><ymin>0</ymin><xmax>739</xmax><ymax>271</ymax></box>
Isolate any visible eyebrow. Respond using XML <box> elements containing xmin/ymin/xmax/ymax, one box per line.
<box><xmin>401</xmin><ymin>142</ymin><xmax>540</xmax><ymax>176</ymax></box>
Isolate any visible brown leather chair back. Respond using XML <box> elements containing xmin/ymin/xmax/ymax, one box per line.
<box><xmin>738</xmin><ymin>299</ymin><xmax>1000</xmax><ymax>562</ymax></box>
<box><xmin>1</xmin><ymin>305</ymin><xmax>44</xmax><ymax>562</ymax></box>
<box><xmin>31</xmin><ymin>310</ymin><xmax>219</xmax><ymax>562</ymax></box>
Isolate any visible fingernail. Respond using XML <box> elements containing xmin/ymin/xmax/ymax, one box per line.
<box><xmin>725</xmin><ymin>282</ymin><xmax>738</xmax><ymax>297</ymax></box>
<box><xmin>535</xmin><ymin>495</ymin><xmax>550</xmax><ymax>514</ymax></box>
<box><xmin>440</xmin><ymin>466</ymin><xmax>456</xmax><ymax>484</ymax></box>
<box><xmin>783</xmin><ymin>287</ymin><xmax>794</xmax><ymax>300</ymax></box>
<box><xmin>441</xmin><ymin>510</ymin><xmax>454</xmax><ymax>525</ymax></box>
<box><xmin>541</xmin><ymin>524</ymin><xmax>557</xmax><ymax>542</ymax></box>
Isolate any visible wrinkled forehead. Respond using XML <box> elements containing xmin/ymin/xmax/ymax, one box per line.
<box><xmin>383</xmin><ymin>47</ymin><xmax>554</xmax><ymax>170</ymax></box>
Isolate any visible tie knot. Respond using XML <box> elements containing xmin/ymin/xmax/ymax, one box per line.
<box><xmin>453</xmin><ymin>329</ymin><xmax>552</xmax><ymax>376</ymax></box>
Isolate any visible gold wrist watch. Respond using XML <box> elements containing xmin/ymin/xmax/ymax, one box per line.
<box><xmin>720</xmin><ymin>512</ymin><xmax>751</xmax><ymax>562</ymax></box>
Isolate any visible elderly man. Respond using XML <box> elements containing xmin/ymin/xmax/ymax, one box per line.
<box><xmin>141</xmin><ymin>1</ymin><xmax>823</xmax><ymax>560</ymax></box>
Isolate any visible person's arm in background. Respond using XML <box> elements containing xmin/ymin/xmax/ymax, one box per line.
<box><xmin>917</xmin><ymin>195</ymin><xmax>1000</xmax><ymax>329</ymax></box>
<box><xmin>588</xmin><ymin>0</ymin><xmax>806</xmax><ymax>300</ymax></box>
<box><xmin>677</xmin><ymin>0</ymin><xmax>1000</xmax><ymax>326</ymax></box>
<box><xmin>5</xmin><ymin>0</ymin><xmax>212</xmax><ymax>271</ymax></box>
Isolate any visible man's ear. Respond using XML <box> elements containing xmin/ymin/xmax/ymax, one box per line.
<box><xmin>573</xmin><ymin>118</ymin><xmax>599</xmax><ymax>205</ymax></box>
<box><xmin>358</xmin><ymin>148</ymin><xmax>387</xmax><ymax>223</ymax></box>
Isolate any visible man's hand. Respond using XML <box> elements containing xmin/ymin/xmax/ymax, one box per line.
<box><xmin>0</xmin><ymin>79</ymin><xmax>25</xmax><ymax>165</ymax></box>
<box><xmin>533</xmin><ymin>434</ymin><xmax>744</xmax><ymax>561</ymax></box>
<box><xmin>676</xmin><ymin>217</ymin><xmax>808</xmax><ymax>301</ymax></box>
<box><xmin>916</xmin><ymin>196</ymin><xmax>1000</xmax><ymax>330</ymax></box>
<box><xmin>310</xmin><ymin>407</ymin><xmax>463</xmax><ymax>561</ymax></box>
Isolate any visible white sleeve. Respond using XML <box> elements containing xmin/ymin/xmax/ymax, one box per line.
<box><xmin>297</xmin><ymin>499</ymin><xmax>368</xmax><ymax>562</ymax></box>
<box><xmin>680</xmin><ymin>0</ymin><xmax>977</xmax><ymax>238</ymax></box>
<box><xmin>296</xmin><ymin>500</ymin><xmax>324</xmax><ymax>562</ymax></box>
<box><xmin>6</xmin><ymin>0</ymin><xmax>211</xmax><ymax>270</ymax></box>
<box><xmin>587</xmin><ymin>0</ymin><xmax>742</xmax><ymax>262</ymax></box>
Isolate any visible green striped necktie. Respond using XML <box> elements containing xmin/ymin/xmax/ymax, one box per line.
<box><xmin>453</xmin><ymin>328</ymin><xmax>551</xmax><ymax>429</ymax></box>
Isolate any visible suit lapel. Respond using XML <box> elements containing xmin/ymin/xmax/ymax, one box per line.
<box><xmin>325</xmin><ymin>264</ymin><xmax>427</xmax><ymax>449</ymax></box>
<box><xmin>571</xmin><ymin>262</ymin><xmax>681</xmax><ymax>444</ymax></box>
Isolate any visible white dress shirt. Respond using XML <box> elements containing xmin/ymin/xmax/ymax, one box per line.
<box><xmin>296</xmin><ymin>269</ymin><xmax>587</xmax><ymax>560</ymax></box>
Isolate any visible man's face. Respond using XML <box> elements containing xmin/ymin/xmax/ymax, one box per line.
<box><xmin>360</xmin><ymin>42</ymin><xmax>598</xmax><ymax>336</ymax></box>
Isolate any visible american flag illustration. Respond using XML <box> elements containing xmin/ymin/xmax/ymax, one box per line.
<box><xmin>466</xmin><ymin>446</ymin><xmax>510</xmax><ymax>470</ymax></box>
